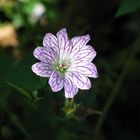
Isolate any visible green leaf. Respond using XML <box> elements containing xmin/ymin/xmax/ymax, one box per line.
<box><xmin>12</xmin><ymin>14</ymin><xmax>24</xmax><ymax>28</ymax></box>
<box><xmin>23</xmin><ymin>1</ymin><xmax>37</xmax><ymax>16</ymax></box>
<box><xmin>0</xmin><ymin>52</ymin><xmax>47</xmax><ymax>94</ymax></box>
<box><xmin>0</xmin><ymin>53</ymin><xmax>13</xmax><ymax>77</ymax></box>
<box><xmin>5</xmin><ymin>52</ymin><xmax>47</xmax><ymax>92</ymax></box>
<box><xmin>116</xmin><ymin>0</ymin><xmax>140</xmax><ymax>17</ymax></box>
<box><xmin>5</xmin><ymin>81</ymin><xmax>31</xmax><ymax>99</ymax></box>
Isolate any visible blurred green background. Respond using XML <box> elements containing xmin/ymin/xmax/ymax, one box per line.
<box><xmin>0</xmin><ymin>0</ymin><xmax>140</xmax><ymax>140</ymax></box>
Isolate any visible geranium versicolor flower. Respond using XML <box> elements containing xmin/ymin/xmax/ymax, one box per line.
<box><xmin>31</xmin><ymin>28</ymin><xmax>98</xmax><ymax>98</ymax></box>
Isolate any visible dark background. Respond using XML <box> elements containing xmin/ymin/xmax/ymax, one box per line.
<box><xmin>0</xmin><ymin>0</ymin><xmax>140</xmax><ymax>139</ymax></box>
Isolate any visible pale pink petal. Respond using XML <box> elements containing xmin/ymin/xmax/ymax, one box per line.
<box><xmin>32</xmin><ymin>62</ymin><xmax>52</xmax><ymax>77</ymax></box>
<box><xmin>57</xmin><ymin>28</ymin><xmax>68</xmax><ymax>48</ymax></box>
<box><xmin>67</xmin><ymin>72</ymin><xmax>91</xmax><ymax>90</ymax></box>
<box><xmin>70</xmin><ymin>34</ymin><xmax>90</xmax><ymax>58</ymax></box>
<box><xmin>70</xmin><ymin>59</ymin><xmax>89</xmax><ymax>67</ymax></box>
<box><xmin>32</xmin><ymin>29</ymin><xmax>98</xmax><ymax>98</ymax></box>
<box><xmin>43</xmin><ymin>33</ymin><xmax>59</xmax><ymax>53</ymax></box>
<box><xmin>71</xmin><ymin>45</ymin><xmax>95</xmax><ymax>64</ymax></box>
<box><xmin>49</xmin><ymin>71</ymin><xmax>64</xmax><ymax>92</ymax></box>
<box><xmin>70</xmin><ymin>63</ymin><xmax>98</xmax><ymax>78</ymax></box>
<box><xmin>64</xmin><ymin>76</ymin><xmax>78</xmax><ymax>98</ymax></box>
<box><xmin>33</xmin><ymin>47</ymin><xmax>56</xmax><ymax>63</ymax></box>
<box><xmin>56</xmin><ymin>28</ymin><xmax>72</xmax><ymax>59</ymax></box>
<box><xmin>71</xmin><ymin>34</ymin><xmax>90</xmax><ymax>47</ymax></box>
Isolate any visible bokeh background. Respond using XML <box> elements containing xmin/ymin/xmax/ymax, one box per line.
<box><xmin>0</xmin><ymin>0</ymin><xmax>140</xmax><ymax>140</ymax></box>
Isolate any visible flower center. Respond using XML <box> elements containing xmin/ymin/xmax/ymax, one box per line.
<box><xmin>54</xmin><ymin>59</ymin><xmax>70</xmax><ymax>74</ymax></box>
<box><xmin>56</xmin><ymin>63</ymin><xmax>68</xmax><ymax>73</ymax></box>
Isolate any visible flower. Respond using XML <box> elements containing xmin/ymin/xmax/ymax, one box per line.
<box><xmin>32</xmin><ymin>28</ymin><xmax>98</xmax><ymax>98</ymax></box>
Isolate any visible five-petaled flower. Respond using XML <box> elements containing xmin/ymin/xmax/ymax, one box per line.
<box><xmin>31</xmin><ymin>28</ymin><xmax>98</xmax><ymax>98</ymax></box>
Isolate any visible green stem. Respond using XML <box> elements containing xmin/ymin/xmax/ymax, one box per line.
<box><xmin>94</xmin><ymin>35</ymin><xmax>140</xmax><ymax>138</ymax></box>
<box><xmin>63</xmin><ymin>98</ymin><xmax>80</xmax><ymax>119</ymax></box>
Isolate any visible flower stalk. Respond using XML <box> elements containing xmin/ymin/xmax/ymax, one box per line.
<box><xmin>63</xmin><ymin>98</ymin><xmax>80</xmax><ymax>119</ymax></box>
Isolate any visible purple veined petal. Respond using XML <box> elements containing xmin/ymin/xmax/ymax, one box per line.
<box><xmin>33</xmin><ymin>46</ymin><xmax>56</xmax><ymax>63</ymax></box>
<box><xmin>71</xmin><ymin>34</ymin><xmax>90</xmax><ymax>47</ymax></box>
<box><xmin>32</xmin><ymin>62</ymin><xmax>53</xmax><ymax>77</ymax></box>
<box><xmin>71</xmin><ymin>45</ymin><xmax>96</xmax><ymax>64</ymax></box>
<box><xmin>56</xmin><ymin>28</ymin><xmax>72</xmax><ymax>59</ymax></box>
<box><xmin>49</xmin><ymin>71</ymin><xmax>64</xmax><ymax>92</ymax></box>
<box><xmin>63</xmin><ymin>39</ymin><xmax>73</xmax><ymax>59</ymax></box>
<box><xmin>57</xmin><ymin>28</ymin><xmax>68</xmax><ymax>46</ymax></box>
<box><xmin>43</xmin><ymin>33</ymin><xmax>59</xmax><ymax>53</ymax></box>
<box><xmin>70</xmin><ymin>63</ymin><xmax>98</xmax><ymax>78</ymax></box>
<box><xmin>67</xmin><ymin>71</ymin><xmax>91</xmax><ymax>90</ymax></box>
<box><xmin>70</xmin><ymin>58</ymin><xmax>90</xmax><ymax>68</ymax></box>
<box><xmin>57</xmin><ymin>28</ymin><xmax>70</xmax><ymax>59</ymax></box>
<box><xmin>57</xmin><ymin>28</ymin><xmax>68</xmax><ymax>52</ymax></box>
<box><xmin>70</xmin><ymin>34</ymin><xmax>90</xmax><ymax>58</ymax></box>
<box><xmin>71</xmin><ymin>59</ymin><xmax>89</xmax><ymax>67</ymax></box>
<box><xmin>64</xmin><ymin>76</ymin><xmax>78</xmax><ymax>98</ymax></box>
